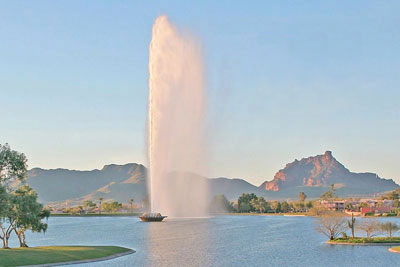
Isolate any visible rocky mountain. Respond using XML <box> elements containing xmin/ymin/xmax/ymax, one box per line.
<box><xmin>259</xmin><ymin>151</ymin><xmax>398</xmax><ymax>198</ymax></box>
<box><xmin>25</xmin><ymin>151</ymin><xmax>399</xmax><ymax>205</ymax></box>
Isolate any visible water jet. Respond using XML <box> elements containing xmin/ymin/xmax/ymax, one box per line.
<box><xmin>146</xmin><ymin>15</ymin><xmax>208</xmax><ymax>217</ymax></box>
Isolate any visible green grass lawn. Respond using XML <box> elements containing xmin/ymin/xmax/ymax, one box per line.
<box><xmin>0</xmin><ymin>246</ymin><xmax>132</xmax><ymax>267</ymax></box>
<box><xmin>330</xmin><ymin>237</ymin><xmax>400</xmax><ymax>244</ymax></box>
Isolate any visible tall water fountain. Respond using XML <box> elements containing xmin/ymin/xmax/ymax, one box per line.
<box><xmin>147</xmin><ymin>16</ymin><xmax>209</xmax><ymax>217</ymax></box>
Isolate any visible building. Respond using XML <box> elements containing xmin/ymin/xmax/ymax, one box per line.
<box><xmin>360</xmin><ymin>206</ymin><xmax>392</xmax><ymax>216</ymax></box>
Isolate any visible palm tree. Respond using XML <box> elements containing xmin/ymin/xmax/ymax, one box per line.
<box><xmin>129</xmin><ymin>198</ymin><xmax>134</xmax><ymax>213</ymax></box>
<box><xmin>98</xmin><ymin>197</ymin><xmax>103</xmax><ymax>214</ymax></box>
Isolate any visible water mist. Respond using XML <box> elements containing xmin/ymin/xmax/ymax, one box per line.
<box><xmin>147</xmin><ymin>16</ymin><xmax>208</xmax><ymax>217</ymax></box>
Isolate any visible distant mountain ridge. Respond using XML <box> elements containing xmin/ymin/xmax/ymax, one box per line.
<box><xmin>25</xmin><ymin>151</ymin><xmax>399</xmax><ymax>205</ymax></box>
<box><xmin>259</xmin><ymin>151</ymin><xmax>398</xmax><ymax>197</ymax></box>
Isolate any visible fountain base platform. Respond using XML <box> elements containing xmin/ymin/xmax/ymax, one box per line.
<box><xmin>139</xmin><ymin>213</ymin><xmax>167</xmax><ymax>222</ymax></box>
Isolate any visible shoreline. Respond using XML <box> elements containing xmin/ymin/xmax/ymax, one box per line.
<box><xmin>388</xmin><ymin>247</ymin><xmax>400</xmax><ymax>253</ymax></box>
<box><xmin>50</xmin><ymin>213</ymin><xmax>140</xmax><ymax>217</ymax></box>
<box><xmin>22</xmin><ymin>248</ymin><xmax>135</xmax><ymax>267</ymax></box>
<box><xmin>326</xmin><ymin>241</ymin><xmax>400</xmax><ymax>246</ymax></box>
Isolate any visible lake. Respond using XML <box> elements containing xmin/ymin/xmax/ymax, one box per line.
<box><xmin>12</xmin><ymin>215</ymin><xmax>400</xmax><ymax>266</ymax></box>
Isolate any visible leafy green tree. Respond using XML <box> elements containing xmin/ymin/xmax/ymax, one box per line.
<box><xmin>238</xmin><ymin>193</ymin><xmax>257</xmax><ymax>213</ymax></box>
<box><xmin>320</xmin><ymin>185</ymin><xmax>336</xmax><ymax>200</ymax></box>
<box><xmin>210</xmin><ymin>195</ymin><xmax>233</xmax><ymax>213</ymax></box>
<box><xmin>102</xmin><ymin>201</ymin><xmax>122</xmax><ymax>213</ymax></box>
<box><xmin>280</xmin><ymin>201</ymin><xmax>290</xmax><ymax>213</ymax></box>
<box><xmin>293</xmin><ymin>201</ymin><xmax>305</xmax><ymax>212</ymax></box>
<box><xmin>0</xmin><ymin>144</ymin><xmax>29</xmax><ymax>248</ymax></box>
<box><xmin>238</xmin><ymin>202</ymin><xmax>252</xmax><ymax>213</ymax></box>
<box><xmin>0</xmin><ymin>185</ymin><xmax>12</xmax><ymax>248</ymax></box>
<box><xmin>250</xmin><ymin>197</ymin><xmax>268</xmax><ymax>213</ymax></box>
<box><xmin>11</xmin><ymin>185</ymin><xmax>49</xmax><ymax>247</ymax></box>
<box><xmin>270</xmin><ymin>201</ymin><xmax>282</xmax><ymax>213</ymax></box>
<box><xmin>83</xmin><ymin>200</ymin><xmax>96</xmax><ymax>213</ymax></box>
<box><xmin>0</xmin><ymin>144</ymin><xmax>28</xmax><ymax>188</ymax></box>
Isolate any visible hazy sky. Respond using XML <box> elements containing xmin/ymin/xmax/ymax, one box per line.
<box><xmin>1</xmin><ymin>1</ymin><xmax>399</xmax><ymax>185</ymax></box>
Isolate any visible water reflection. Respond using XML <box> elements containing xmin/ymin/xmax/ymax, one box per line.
<box><xmin>145</xmin><ymin>218</ymin><xmax>212</xmax><ymax>266</ymax></box>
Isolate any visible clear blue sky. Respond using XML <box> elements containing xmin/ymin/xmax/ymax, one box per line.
<box><xmin>1</xmin><ymin>1</ymin><xmax>399</xmax><ymax>185</ymax></box>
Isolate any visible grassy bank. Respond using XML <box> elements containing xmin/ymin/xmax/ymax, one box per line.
<box><xmin>0</xmin><ymin>246</ymin><xmax>133</xmax><ymax>266</ymax></box>
<box><xmin>330</xmin><ymin>237</ymin><xmax>400</xmax><ymax>244</ymax></box>
<box><xmin>51</xmin><ymin>212</ymin><xmax>141</xmax><ymax>217</ymax></box>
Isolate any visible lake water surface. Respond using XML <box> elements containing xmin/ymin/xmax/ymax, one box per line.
<box><xmin>13</xmin><ymin>215</ymin><xmax>400</xmax><ymax>266</ymax></box>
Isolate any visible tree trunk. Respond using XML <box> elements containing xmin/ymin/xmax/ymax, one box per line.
<box><xmin>15</xmin><ymin>229</ymin><xmax>28</xmax><ymax>247</ymax></box>
<box><xmin>330</xmin><ymin>232</ymin><xmax>334</xmax><ymax>240</ymax></box>
<box><xmin>2</xmin><ymin>238</ymin><xmax>8</xmax><ymax>249</ymax></box>
<box><xmin>2</xmin><ymin>233</ymin><xmax>10</xmax><ymax>249</ymax></box>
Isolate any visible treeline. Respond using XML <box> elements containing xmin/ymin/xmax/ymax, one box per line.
<box><xmin>63</xmin><ymin>200</ymin><xmax>125</xmax><ymax>215</ymax></box>
<box><xmin>210</xmin><ymin>192</ymin><xmax>314</xmax><ymax>214</ymax></box>
<box><xmin>0</xmin><ymin>144</ymin><xmax>49</xmax><ymax>248</ymax></box>
<box><xmin>61</xmin><ymin>197</ymin><xmax>136</xmax><ymax>215</ymax></box>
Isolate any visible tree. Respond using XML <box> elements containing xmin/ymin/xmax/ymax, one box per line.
<box><xmin>129</xmin><ymin>198</ymin><xmax>134</xmax><ymax>213</ymax></box>
<box><xmin>0</xmin><ymin>185</ymin><xmax>12</xmax><ymax>248</ymax></box>
<box><xmin>320</xmin><ymin>184</ymin><xmax>336</xmax><ymax>200</ymax></box>
<box><xmin>316</xmin><ymin>213</ymin><xmax>347</xmax><ymax>240</ymax></box>
<box><xmin>83</xmin><ymin>200</ymin><xmax>96</xmax><ymax>213</ymax></box>
<box><xmin>238</xmin><ymin>193</ymin><xmax>257</xmax><ymax>213</ymax></box>
<box><xmin>320</xmin><ymin>191</ymin><xmax>335</xmax><ymax>200</ymax></box>
<box><xmin>281</xmin><ymin>201</ymin><xmax>290</xmax><ymax>213</ymax></box>
<box><xmin>0</xmin><ymin>144</ymin><xmax>29</xmax><ymax>248</ymax></box>
<box><xmin>292</xmin><ymin>201</ymin><xmax>305</xmax><ymax>212</ymax></box>
<box><xmin>102</xmin><ymin>201</ymin><xmax>122</xmax><ymax>213</ymax></box>
<box><xmin>238</xmin><ymin>202</ymin><xmax>252</xmax><ymax>213</ymax></box>
<box><xmin>210</xmin><ymin>195</ymin><xmax>233</xmax><ymax>213</ymax></box>
<box><xmin>0</xmin><ymin>143</ymin><xmax>28</xmax><ymax>188</ymax></box>
<box><xmin>347</xmin><ymin>213</ymin><xmax>356</xmax><ymax>239</ymax></box>
<box><xmin>11</xmin><ymin>186</ymin><xmax>49</xmax><ymax>247</ymax></box>
<box><xmin>299</xmin><ymin>192</ymin><xmax>307</xmax><ymax>202</ymax></box>
<box><xmin>380</xmin><ymin>222</ymin><xmax>400</xmax><ymax>238</ymax></box>
<box><xmin>270</xmin><ymin>201</ymin><xmax>282</xmax><ymax>213</ymax></box>
<box><xmin>98</xmin><ymin>197</ymin><xmax>103</xmax><ymax>214</ymax></box>
<box><xmin>357</xmin><ymin>219</ymin><xmax>379</xmax><ymax>238</ymax></box>
<box><xmin>330</xmin><ymin>184</ymin><xmax>335</xmax><ymax>192</ymax></box>
<box><xmin>382</xmin><ymin>190</ymin><xmax>400</xmax><ymax>200</ymax></box>
<box><xmin>250</xmin><ymin>197</ymin><xmax>268</xmax><ymax>213</ymax></box>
